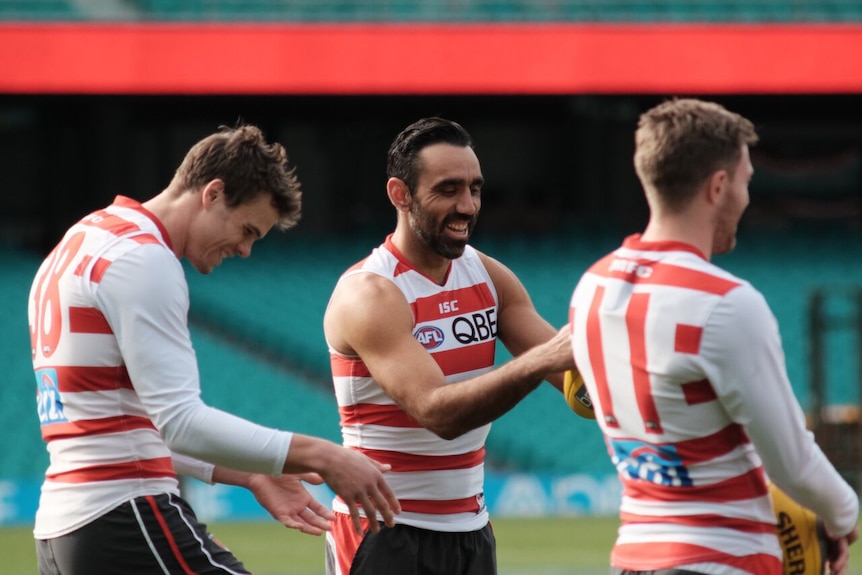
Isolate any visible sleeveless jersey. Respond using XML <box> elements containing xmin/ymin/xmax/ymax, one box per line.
<box><xmin>28</xmin><ymin>196</ymin><xmax>293</xmax><ymax>539</ymax></box>
<box><xmin>569</xmin><ymin>234</ymin><xmax>857</xmax><ymax>574</ymax></box>
<box><xmin>329</xmin><ymin>236</ymin><xmax>498</xmax><ymax>532</ymax></box>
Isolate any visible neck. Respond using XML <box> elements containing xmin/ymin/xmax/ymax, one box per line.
<box><xmin>640</xmin><ymin>213</ymin><xmax>714</xmax><ymax>260</ymax></box>
<box><xmin>390</xmin><ymin>225</ymin><xmax>452</xmax><ymax>285</ymax></box>
<box><xmin>142</xmin><ymin>187</ymin><xmax>193</xmax><ymax>259</ymax></box>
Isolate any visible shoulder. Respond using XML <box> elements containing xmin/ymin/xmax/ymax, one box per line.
<box><xmin>327</xmin><ymin>270</ymin><xmax>411</xmax><ymax>328</ymax></box>
<box><xmin>99</xmin><ymin>243</ymin><xmax>184</xmax><ymax>300</ymax></box>
<box><xmin>325</xmin><ymin>270</ymin><xmax>414</xmax><ymax>355</ymax></box>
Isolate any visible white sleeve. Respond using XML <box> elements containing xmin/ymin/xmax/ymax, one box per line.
<box><xmin>701</xmin><ymin>284</ymin><xmax>859</xmax><ymax>537</ymax></box>
<box><xmin>95</xmin><ymin>244</ymin><xmax>292</xmax><ymax>476</ymax></box>
<box><xmin>171</xmin><ymin>451</ymin><xmax>215</xmax><ymax>485</ymax></box>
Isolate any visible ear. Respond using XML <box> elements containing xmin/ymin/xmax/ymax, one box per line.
<box><xmin>387</xmin><ymin>177</ymin><xmax>412</xmax><ymax>212</ymax></box>
<box><xmin>201</xmin><ymin>179</ymin><xmax>225</xmax><ymax>209</ymax></box>
<box><xmin>704</xmin><ymin>169</ymin><xmax>728</xmax><ymax>206</ymax></box>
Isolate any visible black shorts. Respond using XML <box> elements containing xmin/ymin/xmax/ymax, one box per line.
<box><xmin>36</xmin><ymin>493</ymin><xmax>250</xmax><ymax>575</ymax></box>
<box><xmin>348</xmin><ymin>522</ymin><xmax>496</xmax><ymax>575</ymax></box>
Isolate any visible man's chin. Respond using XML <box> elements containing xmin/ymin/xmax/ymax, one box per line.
<box><xmin>438</xmin><ymin>241</ymin><xmax>468</xmax><ymax>259</ymax></box>
<box><xmin>191</xmin><ymin>260</ymin><xmax>215</xmax><ymax>275</ymax></box>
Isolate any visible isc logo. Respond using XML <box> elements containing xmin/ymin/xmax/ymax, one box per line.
<box><xmin>414</xmin><ymin>325</ymin><xmax>445</xmax><ymax>349</ymax></box>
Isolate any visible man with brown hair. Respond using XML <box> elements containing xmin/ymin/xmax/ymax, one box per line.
<box><xmin>568</xmin><ymin>98</ymin><xmax>858</xmax><ymax>574</ymax></box>
<box><xmin>29</xmin><ymin>124</ymin><xmax>399</xmax><ymax>575</ymax></box>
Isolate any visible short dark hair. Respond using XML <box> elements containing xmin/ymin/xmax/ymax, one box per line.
<box><xmin>174</xmin><ymin>124</ymin><xmax>302</xmax><ymax>230</ymax></box>
<box><xmin>634</xmin><ymin>98</ymin><xmax>758</xmax><ymax>211</ymax></box>
<box><xmin>387</xmin><ymin>117</ymin><xmax>474</xmax><ymax>192</ymax></box>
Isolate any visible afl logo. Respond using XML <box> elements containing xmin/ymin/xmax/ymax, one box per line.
<box><xmin>414</xmin><ymin>326</ymin><xmax>445</xmax><ymax>349</ymax></box>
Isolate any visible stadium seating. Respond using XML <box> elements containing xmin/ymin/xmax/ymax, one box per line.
<box><xmin>184</xmin><ymin>227</ymin><xmax>862</xmax><ymax>473</ymax></box>
<box><xmin>2</xmin><ymin>0</ymin><xmax>862</xmax><ymax>23</ymax></box>
<box><xmin>0</xmin><ymin>248</ymin><xmax>48</xmax><ymax>479</ymax></box>
<box><xmin>4</xmin><ymin>226</ymin><xmax>862</xmax><ymax>479</ymax></box>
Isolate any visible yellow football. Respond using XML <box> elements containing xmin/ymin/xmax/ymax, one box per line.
<box><xmin>770</xmin><ymin>482</ymin><xmax>831</xmax><ymax>575</ymax></box>
<box><xmin>563</xmin><ymin>369</ymin><xmax>595</xmax><ymax>420</ymax></box>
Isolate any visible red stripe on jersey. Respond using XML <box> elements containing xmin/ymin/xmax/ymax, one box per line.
<box><xmin>682</xmin><ymin>379</ymin><xmax>717</xmax><ymax>405</ymax></box>
<box><xmin>330</xmin><ymin>354</ymin><xmax>372</xmax><ymax>378</ymax></box>
<box><xmin>411</xmin><ymin>283</ymin><xmax>496</xmax><ymax>322</ymax></box>
<box><xmin>340</xmin><ymin>403</ymin><xmax>421</xmax><ymax>428</ymax></box>
<box><xmin>73</xmin><ymin>255</ymin><xmax>92</xmax><ymax>277</ymax></box>
<box><xmin>52</xmin><ymin>365</ymin><xmax>133</xmax><ymax>392</ymax></box>
<box><xmin>131</xmin><ymin>233</ymin><xmax>162</xmax><ymax>246</ymax></box>
<box><xmin>146</xmin><ymin>495</ymin><xmax>197</xmax><ymax>575</ymax></box>
<box><xmin>627</xmin><ymin>292</ymin><xmax>662</xmax><ymax>434</ymax></box>
<box><xmin>399</xmin><ymin>495</ymin><xmax>482</xmax><ymax>514</ymax></box>
<box><xmin>394</xmin><ymin>260</ymin><xmax>413</xmax><ymax>278</ymax></box>
<box><xmin>69</xmin><ymin>306</ymin><xmax>112</xmax><ymax>334</ymax></box>
<box><xmin>334</xmin><ymin>494</ymin><xmax>482</xmax><ymax>515</ymax></box>
<box><xmin>46</xmin><ymin>456</ymin><xmax>175</xmax><ymax>483</ymax></box>
<box><xmin>673</xmin><ymin>423</ymin><xmax>750</xmax><ymax>464</ymax></box>
<box><xmin>111</xmin><ymin>196</ymin><xmax>173</xmax><ymax>251</ymax></box>
<box><xmin>433</xmin><ymin>340</ymin><xmax>496</xmax><ymax>375</ymax></box>
<box><xmin>586</xmin><ymin>285</ymin><xmax>617</xmax><ymax>428</ymax></box>
<box><xmin>41</xmin><ymin>414</ymin><xmax>157</xmax><ymax>441</ymax></box>
<box><xmin>81</xmin><ymin>210</ymin><xmax>142</xmax><ymax>237</ymax></box>
<box><xmin>90</xmin><ymin>257</ymin><xmax>112</xmax><ymax>283</ymax></box>
<box><xmin>612</xmin><ymin>542</ymin><xmax>782</xmax><ymax>574</ymax></box>
<box><xmin>619</xmin><ymin>511</ymin><xmax>778</xmax><ymax>534</ymax></box>
<box><xmin>674</xmin><ymin>324</ymin><xmax>703</xmax><ymax>354</ymax></box>
<box><xmin>357</xmin><ymin>447</ymin><xmax>485</xmax><ymax>472</ymax></box>
<box><xmin>591</xmin><ymin>256</ymin><xmax>741</xmax><ymax>295</ymax></box>
<box><xmin>72</xmin><ymin>255</ymin><xmax>113</xmax><ymax>283</ymax></box>
<box><xmin>383</xmin><ymin>235</ymin><xmax>434</xmax><ymax>280</ymax></box>
<box><xmin>622</xmin><ymin>466</ymin><xmax>768</xmax><ymax>503</ymax></box>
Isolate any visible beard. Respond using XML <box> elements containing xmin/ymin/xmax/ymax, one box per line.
<box><xmin>408</xmin><ymin>200</ymin><xmax>477</xmax><ymax>260</ymax></box>
<box><xmin>712</xmin><ymin>200</ymin><xmax>744</xmax><ymax>255</ymax></box>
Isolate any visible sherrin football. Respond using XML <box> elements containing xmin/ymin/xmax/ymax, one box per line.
<box><xmin>563</xmin><ymin>369</ymin><xmax>596</xmax><ymax>420</ymax></box>
<box><xmin>769</xmin><ymin>482</ymin><xmax>833</xmax><ymax>575</ymax></box>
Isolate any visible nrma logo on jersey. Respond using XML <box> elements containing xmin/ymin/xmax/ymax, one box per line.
<box><xmin>36</xmin><ymin>368</ymin><xmax>68</xmax><ymax>425</ymax></box>
<box><xmin>609</xmin><ymin>438</ymin><xmax>692</xmax><ymax>487</ymax></box>
<box><xmin>414</xmin><ymin>325</ymin><xmax>445</xmax><ymax>349</ymax></box>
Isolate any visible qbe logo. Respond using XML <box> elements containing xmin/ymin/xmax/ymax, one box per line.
<box><xmin>414</xmin><ymin>325</ymin><xmax>445</xmax><ymax>349</ymax></box>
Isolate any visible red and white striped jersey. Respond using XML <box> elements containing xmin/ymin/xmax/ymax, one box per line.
<box><xmin>569</xmin><ymin>234</ymin><xmax>858</xmax><ymax>574</ymax></box>
<box><xmin>28</xmin><ymin>196</ymin><xmax>292</xmax><ymax>538</ymax></box>
<box><xmin>328</xmin><ymin>236</ymin><xmax>497</xmax><ymax>532</ymax></box>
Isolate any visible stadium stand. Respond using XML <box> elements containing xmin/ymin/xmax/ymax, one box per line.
<box><xmin>2</xmin><ymin>0</ymin><xmax>861</xmax><ymax>480</ymax></box>
<box><xmin>1</xmin><ymin>0</ymin><xmax>862</xmax><ymax>22</ymax></box>
<box><xmin>4</xmin><ymin>224</ymin><xmax>862</xmax><ymax>478</ymax></box>
<box><xmin>0</xmin><ymin>248</ymin><xmax>48</xmax><ymax>479</ymax></box>
<box><xmin>182</xmin><ymin>226</ymin><xmax>862</xmax><ymax>473</ymax></box>
<box><xmin>194</xmin><ymin>326</ymin><xmax>343</xmax><ymax>443</ymax></box>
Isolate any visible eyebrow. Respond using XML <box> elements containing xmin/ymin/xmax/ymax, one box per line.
<box><xmin>247</xmin><ymin>224</ymin><xmax>263</xmax><ymax>239</ymax></box>
<box><xmin>432</xmin><ymin>176</ymin><xmax>485</xmax><ymax>189</ymax></box>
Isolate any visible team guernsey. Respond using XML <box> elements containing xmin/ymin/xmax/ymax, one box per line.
<box><xmin>328</xmin><ymin>235</ymin><xmax>498</xmax><ymax>532</ymax></box>
<box><xmin>569</xmin><ymin>234</ymin><xmax>858</xmax><ymax>574</ymax></box>
<box><xmin>28</xmin><ymin>196</ymin><xmax>293</xmax><ymax>539</ymax></box>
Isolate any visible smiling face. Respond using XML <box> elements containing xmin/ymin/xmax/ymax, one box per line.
<box><xmin>407</xmin><ymin>143</ymin><xmax>483</xmax><ymax>260</ymax></box>
<box><xmin>186</xmin><ymin>184</ymin><xmax>278</xmax><ymax>274</ymax></box>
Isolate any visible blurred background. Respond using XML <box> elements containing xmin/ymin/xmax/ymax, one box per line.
<box><xmin>1</xmin><ymin>0</ymin><xmax>862</xmax><ymax>529</ymax></box>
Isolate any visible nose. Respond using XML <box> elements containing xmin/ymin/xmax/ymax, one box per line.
<box><xmin>456</xmin><ymin>188</ymin><xmax>478</xmax><ymax>215</ymax></box>
<box><xmin>237</xmin><ymin>239</ymin><xmax>253</xmax><ymax>258</ymax></box>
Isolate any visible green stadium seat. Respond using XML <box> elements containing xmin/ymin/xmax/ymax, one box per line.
<box><xmin>5</xmin><ymin>0</ymin><xmax>861</xmax><ymax>23</ymax></box>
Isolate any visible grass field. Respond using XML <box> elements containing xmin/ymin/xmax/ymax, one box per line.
<box><xmin>4</xmin><ymin>516</ymin><xmax>862</xmax><ymax>574</ymax></box>
<box><xmin>3</xmin><ymin>516</ymin><xmax>616</xmax><ymax>574</ymax></box>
